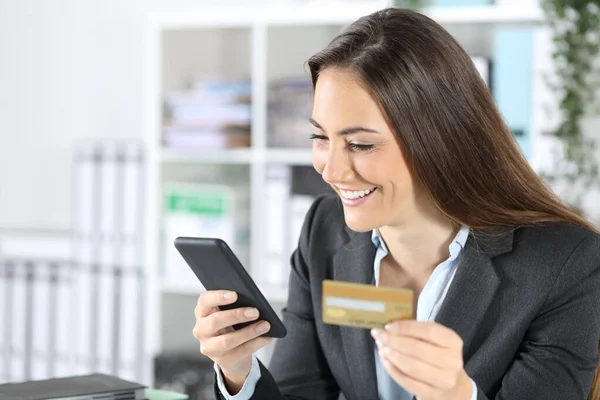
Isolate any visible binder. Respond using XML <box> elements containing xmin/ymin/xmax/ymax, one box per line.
<box><xmin>0</xmin><ymin>260</ymin><xmax>6</xmax><ymax>382</ymax></box>
<box><xmin>11</xmin><ymin>261</ymin><xmax>26</xmax><ymax>383</ymax></box>
<box><xmin>31</xmin><ymin>262</ymin><xmax>49</xmax><ymax>381</ymax></box>
<box><xmin>72</xmin><ymin>140</ymin><xmax>147</xmax><ymax>383</ymax></box>
<box><xmin>0</xmin><ymin>261</ymin><xmax>15</xmax><ymax>383</ymax></box>
<box><xmin>96</xmin><ymin>143</ymin><xmax>117</xmax><ymax>375</ymax></box>
<box><xmin>0</xmin><ymin>139</ymin><xmax>147</xmax><ymax>385</ymax></box>
<box><xmin>162</xmin><ymin>183</ymin><xmax>236</xmax><ymax>287</ymax></box>
<box><xmin>0</xmin><ymin>232</ymin><xmax>72</xmax><ymax>383</ymax></box>
<box><xmin>264</xmin><ymin>165</ymin><xmax>291</xmax><ymax>286</ymax></box>
<box><xmin>72</xmin><ymin>142</ymin><xmax>96</xmax><ymax>376</ymax></box>
<box><xmin>45</xmin><ymin>262</ymin><xmax>60</xmax><ymax>378</ymax></box>
<box><xmin>55</xmin><ymin>260</ymin><xmax>75</xmax><ymax>378</ymax></box>
<box><xmin>287</xmin><ymin>195</ymin><xmax>314</xmax><ymax>261</ymax></box>
<box><xmin>116</xmin><ymin>144</ymin><xmax>146</xmax><ymax>382</ymax></box>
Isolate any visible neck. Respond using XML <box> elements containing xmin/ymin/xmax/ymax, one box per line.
<box><xmin>378</xmin><ymin>205</ymin><xmax>459</xmax><ymax>278</ymax></box>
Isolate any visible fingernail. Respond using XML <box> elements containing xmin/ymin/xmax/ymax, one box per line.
<box><xmin>375</xmin><ymin>340</ymin><xmax>384</xmax><ymax>348</ymax></box>
<box><xmin>244</xmin><ymin>308</ymin><xmax>259</xmax><ymax>318</ymax></box>
<box><xmin>223</xmin><ymin>291</ymin><xmax>236</xmax><ymax>300</ymax></box>
<box><xmin>371</xmin><ymin>328</ymin><xmax>382</xmax><ymax>338</ymax></box>
<box><xmin>255</xmin><ymin>322</ymin><xmax>270</xmax><ymax>333</ymax></box>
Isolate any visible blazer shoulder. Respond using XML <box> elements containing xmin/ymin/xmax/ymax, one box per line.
<box><xmin>512</xmin><ymin>221</ymin><xmax>600</xmax><ymax>277</ymax></box>
<box><xmin>516</xmin><ymin>221</ymin><xmax>600</xmax><ymax>250</ymax></box>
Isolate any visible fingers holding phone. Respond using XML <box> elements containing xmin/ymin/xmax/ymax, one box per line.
<box><xmin>193</xmin><ymin>290</ymin><xmax>273</xmax><ymax>383</ymax></box>
<box><xmin>176</xmin><ymin>237</ymin><xmax>286</xmax><ymax>392</ymax></box>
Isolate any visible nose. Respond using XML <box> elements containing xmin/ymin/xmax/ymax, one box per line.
<box><xmin>318</xmin><ymin>146</ymin><xmax>353</xmax><ymax>184</ymax></box>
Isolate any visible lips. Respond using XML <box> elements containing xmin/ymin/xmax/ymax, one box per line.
<box><xmin>339</xmin><ymin>187</ymin><xmax>377</xmax><ymax>207</ymax></box>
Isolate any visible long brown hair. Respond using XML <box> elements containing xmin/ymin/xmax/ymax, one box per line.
<box><xmin>307</xmin><ymin>7</ymin><xmax>597</xmax><ymax>234</ymax></box>
<box><xmin>307</xmin><ymin>6</ymin><xmax>599</xmax><ymax>397</ymax></box>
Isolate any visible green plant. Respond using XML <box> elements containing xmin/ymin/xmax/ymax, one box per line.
<box><xmin>392</xmin><ymin>0</ymin><xmax>424</xmax><ymax>10</ymax></box>
<box><xmin>541</xmin><ymin>0</ymin><xmax>600</xmax><ymax>209</ymax></box>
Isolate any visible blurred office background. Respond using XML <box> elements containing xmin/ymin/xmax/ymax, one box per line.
<box><xmin>0</xmin><ymin>0</ymin><xmax>599</xmax><ymax>398</ymax></box>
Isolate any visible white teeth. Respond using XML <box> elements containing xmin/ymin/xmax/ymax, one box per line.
<box><xmin>340</xmin><ymin>187</ymin><xmax>376</xmax><ymax>200</ymax></box>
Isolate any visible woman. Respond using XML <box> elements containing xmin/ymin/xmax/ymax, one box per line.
<box><xmin>193</xmin><ymin>7</ymin><xmax>600</xmax><ymax>400</ymax></box>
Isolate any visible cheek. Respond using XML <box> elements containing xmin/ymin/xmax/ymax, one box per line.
<box><xmin>352</xmin><ymin>154</ymin><xmax>387</xmax><ymax>184</ymax></box>
<box><xmin>354</xmin><ymin>152</ymin><xmax>413</xmax><ymax>194</ymax></box>
<box><xmin>385</xmin><ymin>162</ymin><xmax>415</xmax><ymax>200</ymax></box>
<box><xmin>312</xmin><ymin>147</ymin><xmax>327</xmax><ymax>175</ymax></box>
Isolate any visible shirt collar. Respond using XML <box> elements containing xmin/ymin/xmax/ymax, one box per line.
<box><xmin>371</xmin><ymin>225</ymin><xmax>470</xmax><ymax>260</ymax></box>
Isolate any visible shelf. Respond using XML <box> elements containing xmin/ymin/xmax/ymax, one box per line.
<box><xmin>161</xmin><ymin>147</ymin><xmax>253</xmax><ymax>164</ymax></box>
<box><xmin>145</xmin><ymin>0</ymin><xmax>549</xmax><ymax>374</ymax></box>
<box><xmin>149</xmin><ymin>2</ymin><xmax>385</xmax><ymax>29</ymax></box>
<box><xmin>160</xmin><ymin>148</ymin><xmax>314</xmax><ymax>166</ymax></box>
<box><xmin>265</xmin><ymin>149</ymin><xmax>313</xmax><ymax>165</ymax></box>
<box><xmin>150</xmin><ymin>3</ymin><xmax>544</xmax><ymax>30</ymax></box>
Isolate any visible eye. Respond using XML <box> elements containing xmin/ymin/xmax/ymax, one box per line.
<box><xmin>310</xmin><ymin>133</ymin><xmax>328</xmax><ymax>142</ymax></box>
<box><xmin>349</xmin><ymin>143</ymin><xmax>375</xmax><ymax>152</ymax></box>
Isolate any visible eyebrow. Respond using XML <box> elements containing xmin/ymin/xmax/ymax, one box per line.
<box><xmin>309</xmin><ymin>117</ymin><xmax>380</xmax><ymax>135</ymax></box>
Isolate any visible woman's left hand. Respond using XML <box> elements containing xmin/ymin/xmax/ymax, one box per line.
<box><xmin>371</xmin><ymin>321</ymin><xmax>473</xmax><ymax>400</ymax></box>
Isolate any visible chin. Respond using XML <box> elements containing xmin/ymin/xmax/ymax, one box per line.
<box><xmin>342</xmin><ymin>212</ymin><xmax>377</xmax><ymax>233</ymax></box>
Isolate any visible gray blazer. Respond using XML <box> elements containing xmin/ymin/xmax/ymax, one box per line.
<box><xmin>214</xmin><ymin>194</ymin><xmax>600</xmax><ymax>400</ymax></box>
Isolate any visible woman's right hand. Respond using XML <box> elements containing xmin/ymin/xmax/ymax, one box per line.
<box><xmin>193</xmin><ymin>290</ymin><xmax>273</xmax><ymax>392</ymax></box>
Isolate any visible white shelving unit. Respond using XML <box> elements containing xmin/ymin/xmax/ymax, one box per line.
<box><xmin>142</xmin><ymin>0</ymin><xmax>546</xmax><ymax>385</ymax></box>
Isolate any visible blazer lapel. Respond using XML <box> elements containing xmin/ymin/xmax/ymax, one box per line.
<box><xmin>435</xmin><ymin>227</ymin><xmax>514</xmax><ymax>360</ymax></box>
<box><xmin>333</xmin><ymin>227</ymin><xmax>379</xmax><ymax>400</ymax></box>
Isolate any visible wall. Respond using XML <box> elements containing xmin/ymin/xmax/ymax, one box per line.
<box><xmin>0</xmin><ymin>0</ymin><xmax>276</xmax><ymax>231</ymax></box>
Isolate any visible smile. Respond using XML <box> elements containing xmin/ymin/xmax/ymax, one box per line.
<box><xmin>340</xmin><ymin>187</ymin><xmax>376</xmax><ymax>200</ymax></box>
<box><xmin>339</xmin><ymin>187</ymin><xmax>377</xmax><ymax>206</ymax></box>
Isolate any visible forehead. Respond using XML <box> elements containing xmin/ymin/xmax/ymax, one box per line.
<box><xmin>312</xmin><ymin>68</ymin><xmax>388</xmax><ymax>129</ymax></box>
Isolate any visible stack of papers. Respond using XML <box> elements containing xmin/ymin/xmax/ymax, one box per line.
<box><xmin>0</xmin><ymin>373</ymin><xmax>145</xmax><ymax>400</ymax></box>
<box><xmin>163</xmin><ymin>80</ymin><xmax>252</xmax><ymax>149</ymax></box>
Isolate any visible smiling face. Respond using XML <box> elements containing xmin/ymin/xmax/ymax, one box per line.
<box><xmin>311</xmin><ymin>68</ymin><xmax>423</xmax><ymax>232</ymax></box>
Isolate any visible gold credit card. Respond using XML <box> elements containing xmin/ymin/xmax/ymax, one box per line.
<box><xmin>322</xmin><ymin>279</ymin><xmax>414</xmax><ymax>329</ymax></box>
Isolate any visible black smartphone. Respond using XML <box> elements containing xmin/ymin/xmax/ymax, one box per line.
<box><xmin>173</xmin><ymin>236</ymin><xmax>287</xmax><ymax>338</ymax></box>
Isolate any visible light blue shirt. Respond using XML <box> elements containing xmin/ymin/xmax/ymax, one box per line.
<box><xmin>372</xmin><ymin>226</ymin><xmax>476</xmax><ymax>400</ymax></box>
<box><xmin>215</xmin><ymin>226</ymin><xmax>478</xmax><ymax>400</ymax></box>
